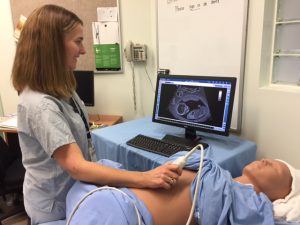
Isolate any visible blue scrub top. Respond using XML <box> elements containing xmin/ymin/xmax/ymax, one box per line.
<box><xmin>18</xmin><ymin>87</ymin><xmax>91</xmax><ymax>224</ymax></box>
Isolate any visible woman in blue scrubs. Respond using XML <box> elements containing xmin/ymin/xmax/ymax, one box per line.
<box><xmin>11</xmin><ymin>5</ymin><xmax>181</xmax><ymax>224</ymax></box>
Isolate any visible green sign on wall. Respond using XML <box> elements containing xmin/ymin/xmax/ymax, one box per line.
<box><xmin>94</xmin><ymin>44</ymin><xmax>121</xmax><ymax>71</ymax></box>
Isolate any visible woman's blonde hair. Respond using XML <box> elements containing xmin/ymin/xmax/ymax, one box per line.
<box><xmin>11</xmin><ymin>4</ymin><xmax>83</xmax><ymax>98</ymax></box>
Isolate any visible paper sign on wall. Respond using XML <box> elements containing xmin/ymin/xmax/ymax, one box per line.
<box><xmin>92</xmin><ymin>22</ymin><xmax>119</xmax><ymax>45</ymax></box>
<box><xmin>92</xmin><ymin>7</ymin><xmax>121</xmax><ymax>71</ymax></box>
<box><xmin>97</xmin><ymin>7</ymin><xmax>118</xmax><ymax>22</ymax></box>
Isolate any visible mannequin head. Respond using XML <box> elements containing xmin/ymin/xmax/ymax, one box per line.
<box><xmin>238</xmin><ymin>159</ymin><xmax>292</xmax><ymax>201</ymax></box>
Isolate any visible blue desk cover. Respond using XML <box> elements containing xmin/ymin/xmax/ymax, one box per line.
<box><xmin>92</xmin><ymin>117</ymin><xmax>256</xmax><ymax>178</ymax></box>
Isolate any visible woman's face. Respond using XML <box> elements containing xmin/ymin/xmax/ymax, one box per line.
<box><xmin>64</xmin><ymin>24</ymin><xmax>86</xmax><ymax>71</ymax></box>
<box><xmin>243</xmin><ymin>159</ymin><xmax>292</xmax><ymax>201</ymax></box>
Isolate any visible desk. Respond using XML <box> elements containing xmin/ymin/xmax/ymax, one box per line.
<box><xmin>92</xmin><ymin>117</ymin><xmax>256</xmax><ymax>178</ymax></box>
<box><xmin>0</xmin><ymin>114</ymin><xmax>123</xmax><ymax>133</ymax></box>
<box><xmin>0</xmin><ymin>114</ymin><xmax>122</xmax><ymax>156</ymax></box>
<box><xmin>0</xmin><ymin>116</ymin><xmax>17</xmax><ymax>133</ymax></box>
<box><xmin>89</xmin><ymin>114</ymin><xmax>122</xmax><ymax>126</ymax></box>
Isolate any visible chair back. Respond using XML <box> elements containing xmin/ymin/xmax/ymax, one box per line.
<box><xmin>0</xmin><ymin>94</ymin><xmax>4</xmax><ymax>139</ymax></box>
<box><xmin>0</xmin><ymin>136</ymin><xmax>25</xmax><ymax>202</ymax></box>
<box><xmin>0</xmin><ymin>137</ymin><xmax>15</xmax><ymax>181</ymax></box>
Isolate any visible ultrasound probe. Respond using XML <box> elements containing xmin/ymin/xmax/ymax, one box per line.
<box><xmin>172</xmin><ymin>144</ymin><xmax>204</xmax><ymax>168</ymax></box>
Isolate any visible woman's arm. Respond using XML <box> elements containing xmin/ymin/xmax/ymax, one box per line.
<box><xmin>53</xmin><ymin>143</ymin><xmax>182</xmax><ymax>189</ymax></box>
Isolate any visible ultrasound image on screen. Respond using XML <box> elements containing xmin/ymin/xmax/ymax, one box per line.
<box><xmin>168</xmin><ymin>85</ymin><xmax>211</xmax><ymax>122</ymax></box>
<box><xmin>158</xmin><ymin>83</ymin><xmax>227</xmax><ymax>127</ymax></box>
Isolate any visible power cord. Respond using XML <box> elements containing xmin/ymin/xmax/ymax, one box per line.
<box><xmin>143</xmin><ymin>65</ymin><xmax>155</xmax><ymax>92</ymax></box>
<box><xmin>130</xmin><ymin>61</ymin><xmax>137</xmax><ymax>111</ymax></box>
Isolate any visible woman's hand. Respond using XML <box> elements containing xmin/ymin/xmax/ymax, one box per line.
<box><xmin>54</xmin><ymin>143</ymin><xmax>183</xmax><ymax>189</ymax></box>
<box><xmin>141</xmin><ymin>162</ymin><xmax>183</xmax><ymax>189</ymax></box>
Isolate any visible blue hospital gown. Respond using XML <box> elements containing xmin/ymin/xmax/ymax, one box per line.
<box><xmin>182</xmin><ymin>153</ymin><xmax>275</xmax><ymax>225</ymax></box>
<box><xmin>66</xmin><ymin>152</ymin><xmax>275</xmax><ymax>225</ymax></box>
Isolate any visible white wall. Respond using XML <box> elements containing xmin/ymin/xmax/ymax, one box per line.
<box><xmin>0</xmin><ymin>0</ymin><xmax>157</xmax><ymax>121</ymax></box>
<box><xmin>0</xmin><ymin>0</ymin><xmax>18</xmax><ymax>114</ymax></box>
<box><xmin>88</xmin><ymin>0</ymin><xmax>158</xmax><ymax>120</ymax></box>
<box><xmin>241</xmin><ymin>0</ymin><xmax>300</xmax><ymax>166</ymax></box>
<box><xmin>1</xmin><ymin>0</ymin><xmax>299</xmax><ymax>166</ymax></box>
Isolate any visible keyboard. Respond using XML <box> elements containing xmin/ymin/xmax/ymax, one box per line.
<box><xmin>126</xmin><ymin>134</ymin><xmax>193</xmax><ymax>157</ymax></box>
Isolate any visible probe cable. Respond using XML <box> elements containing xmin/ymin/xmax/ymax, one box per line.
<box><xmin>185</xmin><ymin>144</ymin><xmax>204</xmax><ymax>225</ymax></box>
<box><xmin>66</xmin><ymin>186</ymin><xmax>142</xmax><ymax>225</ymax></box>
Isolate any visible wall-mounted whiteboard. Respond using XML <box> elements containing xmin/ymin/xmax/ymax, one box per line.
<box><xmin>157</xmin><ymin>0</ymin><xmax>248</xmax><ymax>131</ymax></box>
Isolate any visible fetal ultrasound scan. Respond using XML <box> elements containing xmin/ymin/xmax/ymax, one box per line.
<box><xmin>168</xmin><ymin>85</ymin><xmax>212</xmax><ymax>123</ymax></box>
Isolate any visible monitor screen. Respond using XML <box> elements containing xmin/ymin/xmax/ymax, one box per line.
<box><xmin>73</xmin><ymin>70</ymin><xmax>95</xmax><ymax>107</ymax></box>
<box><xmin>152</xmin><ymin>74</ymin><xmax>236</xmax><ymax>144</ymax></box>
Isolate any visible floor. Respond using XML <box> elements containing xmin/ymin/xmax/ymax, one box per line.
<box><xmin>0</xmin><ymin>195</ymin><xmax>29</xmax><ymax>225</ymax></box>
<box><xmin>1</xmin><ymin>212</ymin><xmax>28</xmax><ymax>225</ymax></box>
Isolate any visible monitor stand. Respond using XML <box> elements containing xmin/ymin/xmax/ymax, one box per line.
<box><xmin>162</xmin><ymin>128</ymin><xmax>209</xmax><ymax>149</ymax></box>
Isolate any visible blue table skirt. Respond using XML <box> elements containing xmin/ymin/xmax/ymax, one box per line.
<box><xmin>92</xmin><ymin>117</ymin><xmax>256</xmax><ymax>177</ymax></box>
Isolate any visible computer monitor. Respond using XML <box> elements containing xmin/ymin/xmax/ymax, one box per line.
<box><xmin>73</xmin><ymin>70</ymin><xmax>95</xmax><ymax>107</ymax></box>
<box><xmin>152</xmin><ymin>74</ymin><xmax>236</xmax><ymax>146</ymax></box>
